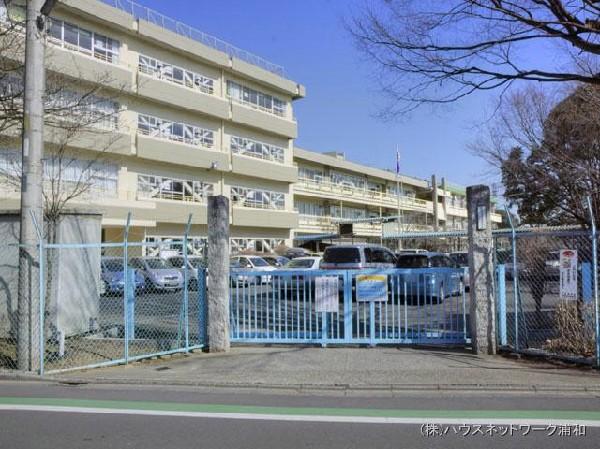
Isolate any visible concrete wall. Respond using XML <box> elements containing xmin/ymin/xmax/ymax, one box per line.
<box><xmin>0</xmin><ymin>211</ymin><xmax>102</xmax><ymax>339</ymax></box>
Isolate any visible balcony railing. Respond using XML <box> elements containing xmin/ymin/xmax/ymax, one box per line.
<box><xmin>98</xmin><ymin>0</ymin><xmax>286</xmax><ymax>77</ymax></box>
<box><xmin>296</xmin><ymin>177</ymin><xmax>432</xmax><ymax>210</ymax></box>
<box><xmin>298</xmin><ymin>214</ymin><xmax>434</xmax><ymax>234</ymax></box>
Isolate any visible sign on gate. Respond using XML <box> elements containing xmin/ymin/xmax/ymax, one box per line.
<box><xmin>559</xmin><ymin>249</ymin><xmax>578</xmax><ymax>300</ymax></box>
<box><xmin>356</xmin><ymin>274</ymin><xmax>388</xmax><ymax>302</ymax></box>
<box><xmin>315</xmin><ymin>276</ymin><xmax>339</xmax><ymax>312</ymax></box>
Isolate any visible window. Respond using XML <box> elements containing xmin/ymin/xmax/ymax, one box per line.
<box><xmin>330</xmin><ymin>205</ymin><xmax>366</xmax><ymax>220</ymax></box>
<box><xmin>298</xmin><ymin>166</ymin><xmax>324</xmax><ymax>181</ymax></box>
<box><xmin>331</xmin><ymin>171</ymin><xmax>365</xmax><ymax>189</ymax></box>
<box><xmin>137</xmin><ymin>114</ymin><xmax>214</xmax><ymax>148</ymax></box>
<box><xmin>230</xmin><ymin>186</ymin><xmax>285</xmax><ymax>210</ymax></box>
<box><xmin>138</xmin><ymin>55</ymin><xmax>215</xmax><ymax>95</ymax></box>
<box><xmin>365</xmin><ymin>248</ymin><xmax>395</xmax><ymax>264</ymax></box>
<box><xmin>230</xmin><ymin>136</ymin><xmax>284</xmax><ymax>163</ymax></box>
<box><xmin>48</xmin><ymin>18</ymin><xmax>119</xmax><ymax>64</ymax></box>
<box><xmin>296</xmin><ymin>201</ymin><xmax>325</xmax><ymax>216</ymax></box>
<box><xmin>226</xmin><ymin>80</ymin><xmax>287</xmax><ymax>117</ymax></box>
<box><xmin>137</xmin><ymin>174</ymin><xmax>213</xmax><ymax>203</ymax></box>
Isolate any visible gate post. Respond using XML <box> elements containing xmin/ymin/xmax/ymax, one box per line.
<box><xmin>207</xmin><ymin>196</ymin><xmax>230</xmax><ymax>352</ymax></box>
<box><xmin>466</xmin><ymin>185</ymin><xmax>497</xmax><ymax>355</ymax></box>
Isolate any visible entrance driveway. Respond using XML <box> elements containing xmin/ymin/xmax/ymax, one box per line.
<box><xmin>56</xmin><ymin>346</ymin><xmax>600</xmax><ymax>392</ymax></box>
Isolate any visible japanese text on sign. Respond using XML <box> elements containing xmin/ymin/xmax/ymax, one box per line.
<box><xmin>315</xmin><ymin>276</ymin><xmax>339</xmax><ymax>312</ymax></box>
<box><xmin>356</xmin><ymin>274</ymin><xmax>387</xmax><ymax>302</ymax></box>
<box><xmin>559</xmin><ymin>249</ymin><xmax>577</xmax><ymax>300</ymax></box>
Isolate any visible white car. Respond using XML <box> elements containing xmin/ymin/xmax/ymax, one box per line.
<box><xmin>230</xmin><ymin>255</ymin><xmax>277</xmax><ymax>284</ymax></box>
<box><xmin>284</xmin><ymin>256</ymin><xmax>322</xmax><ymax>271</ymax></box>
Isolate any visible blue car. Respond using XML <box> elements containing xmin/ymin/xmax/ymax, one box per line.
<box><xmin>101</xmin><ymin>257</ymin><xmax>145</xmax><ymax>295</ymax></box>
<box><xmin>396</xmin><ymin>252</ymin><xmax>462</xmax><ymax>303</ymax></box>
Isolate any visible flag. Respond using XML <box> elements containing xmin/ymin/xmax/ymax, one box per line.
<box><xmin>396</xmin><ymin>149</ymin><xmax>400</xmax><ymax>175</ymax></box>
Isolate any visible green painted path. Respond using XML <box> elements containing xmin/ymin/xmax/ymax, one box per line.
<box><xmin>1</xmin><ymin>396</ymin><xmax>599</xmax><ymax>425</ymax></box>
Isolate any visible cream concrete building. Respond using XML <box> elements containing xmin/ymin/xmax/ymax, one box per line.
<box><xmin>293</xmin><ymin>148</ymin><xmax>502</xmax><ymax>248</ymax></box>
<box><xmin>0</xmin><ymin>0</ymin><xmax>304</xmax><ymax>254</ymax></box>
<box><xmin>0</xmin><ymin>0</ymin><xmax>500</xmax><ymax>255</ymax></box>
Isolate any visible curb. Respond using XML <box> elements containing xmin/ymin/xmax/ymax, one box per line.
<box><xmin>2</xmin><ymin>373</ymin><xmax>599</xmax><ymax>394</ymax></box>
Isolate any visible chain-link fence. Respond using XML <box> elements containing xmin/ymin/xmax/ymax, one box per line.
<box><xmin>496</xmin><ymin>228</ymin><xmax>598</xmax><ymax>364</ymax></box>
<box><xmin>41</xmin><ymin>240</ymin><xmax>207</xmax><ymax>373</ymax></box>
<box><xmin>0</xmin><ymin>243</ymin><xmax>19</xmax><ymax>370</ymax></box>
<box><xmin>0</xmin><ymin>234</ymin><xmax>207</xmax><ymax>374</ymax></box>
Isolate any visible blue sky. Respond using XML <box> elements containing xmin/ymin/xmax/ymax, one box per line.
<box><xmin>138</xmin><ymin>0</ymin><xmax>509</xmax><ymax>187</ymax></box>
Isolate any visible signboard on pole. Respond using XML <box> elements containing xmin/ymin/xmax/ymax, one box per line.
<box><xmin>559</xmin><ymin>249</ymin><xmax>578</xmax><ymax>300</ymax></box>
<box><xmin>356</xmin><ymin>274</ymin><xmax>388</xmax><ymax>302</ymax></box>
<box><xmin>315</xmin><ymin>276</ymin><xmax>339</xmax><ymax>312</ymax></box>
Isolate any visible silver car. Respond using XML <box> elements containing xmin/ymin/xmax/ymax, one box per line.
<box><xmin>167</xmin><ymin>255</ymin><xmax>206</xmax><ymax>290</ymax></box>
<box><xmin>130</xmin><ymin>257</ymin><xmax>183</xmax><ymax>291</ymax></box>
<box><xmin>321</xmin><ymin>244</ymin><xmax>397</xmax><ymax>270</ymax></box>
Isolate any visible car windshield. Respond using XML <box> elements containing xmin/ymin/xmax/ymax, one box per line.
<box><xmin>230</xmin><ymin>261</ymin><xmax>241</xmax><ymax>268</ymax></box>
<box><xmin>249</xmin><ymin>257</ymin><xmax>269</xmax><ymax>267</ymax></box>
<box><xmin>286</xmin><ymin>259</ymin><xmax>315</xmax><ymax>268</ymax></box>
<box><xmin>103</xmin><ymin>260</ymin><xmax>123</xmax><ymax>271</ymax></box>
<box><xmin>452</xmin><ymin>253</ymin><xmax>468</xmax><ymax>266</ymax></box>
<box><xmin>323</xmin><ymin>247</ymin><xmax>360</xmax><ymax>264</ymax></box>
<box><xmin>397</xmin><ymin>255</ymin><xmax>429</xmax><ymax>268</ymax></box>
<box><xmin>263</xmin><ymin>257</ymin><xmax>278</xmax><ymax>266</ymax></box>
<box><xmin>144</xmin><ymin>258</ymin><xmax>171</xmax><ymax>269</ymax></box>
<box><xmin>168</xmin><ymin>257</ymin><xmax>184</xmax><ymax>268</ymax></box>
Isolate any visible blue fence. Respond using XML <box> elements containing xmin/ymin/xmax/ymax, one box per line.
<box><xmin>229</xmin><ymin>268</ymin><xmax>469</xmax><ymax>346</ymax></box>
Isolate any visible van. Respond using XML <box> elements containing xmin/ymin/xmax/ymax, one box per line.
<box><xmin>321</xmin><ymin>244</ymin><xmax>397</xmax><ymax>270</ymax></box>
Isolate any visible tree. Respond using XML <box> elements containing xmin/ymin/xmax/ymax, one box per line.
<box><xmin>0</xmin><ymin>3</ymin><xmax>126</xmax><ymax>359</ymax></box>
<box><xmin>499</xmin><ymin>85</ymin><xmax>600</xmax><ymax>228</ymax></box>
<box><xmin>349</xmin><ymin>0</ymin><xmax>600</xmax><ymax>115</ymax></box>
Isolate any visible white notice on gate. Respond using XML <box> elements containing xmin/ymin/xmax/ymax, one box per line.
<box><xmin>559</xmin><ymin>249</ymin><xmax>577</xmax><ymax>300</ymax></box>
<box><xmin>315</xmin><ymin>276</ymin><xmax>339</xmax><ymax>312</ymax></box>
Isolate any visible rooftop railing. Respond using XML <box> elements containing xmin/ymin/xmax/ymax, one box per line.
<box><xmin>98</xmin><ymin>0</ymin><xmax>286</xmax><ymax>78</ymax></box>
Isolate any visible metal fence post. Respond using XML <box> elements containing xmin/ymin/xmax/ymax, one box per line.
<box><xmin>183</xmin><ymin>214</ymin><xmax>192</xmax><ymax>352</ymax></box>
<box><xmin>585</xmin><ymin>197</ymin><xmax>599</xmax><ymax>369</ymax></box>
<box><xmin>29</xmin><ymin>211</ymin><xmax>44</xmax><ymax>375</ymax></box>
<box><xmin>123</xmin><ymin>212</ymin><xmax>131</xmax><ymax>363</ymax></box>
<box><xmin>505</xmin><ymin>206</ymin><xmax>520</xmax><ymax>351</ymax></box>
<box><xmin>497</xmin><ymin>264</ymin><xmax>507</xmax><ymax>347</ymax></box>
<box><xmin>343</xmin><ymin>271</ymin><xmax>352</xmax><ymax>342</ymax></box>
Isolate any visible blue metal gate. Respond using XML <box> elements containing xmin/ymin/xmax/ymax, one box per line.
<box><xmin>229</xmin><ymin>268</ymin><xmax>468</xmax><ymax>345</ymax></box>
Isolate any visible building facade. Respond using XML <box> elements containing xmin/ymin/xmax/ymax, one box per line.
<box><xmin>0</xmin><ymin>0</ymin><xmax>304</xmax><ymax>254</ymax></box>
<box><xmin>0</xmin><ymin>0</ymin><xmax>501</xmax><ymax>255</ymax></box>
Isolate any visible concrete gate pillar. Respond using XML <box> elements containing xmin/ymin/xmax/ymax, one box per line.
<box><xmin>207</xmin><ymin>195</ymin><xmax>230</xmax><ymax>352</ymax></box>
<box><xmin>466</xmin><ymin>185</ymin><xmax>497</xmax><ymax>355</ymax></box>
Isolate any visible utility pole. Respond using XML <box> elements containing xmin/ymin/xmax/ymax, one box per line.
<box><xmin>17</xmin><ymin>0</ymin><xmax>56</xmax><ymax>371</ymax></box>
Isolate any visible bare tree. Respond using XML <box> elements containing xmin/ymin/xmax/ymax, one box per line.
<box><xmin>471</xmin><ymin>83</ymin><xmax>600</xmax><ymax>227</ymax></box>
<box><xmin>349</xmin><ymin>0</ymin><xmax>600</xmax><ymax>115</ymax></box>
<box><xmin>0</xmin><ymin>3</ymin><xmax>128</xmax><ymax>343</ymax></box>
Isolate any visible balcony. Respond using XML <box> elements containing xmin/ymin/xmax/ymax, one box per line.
<box><xmin>232</xmin><ymin>207</ymin><xmax>298</xmax><ymax>229</ymax></box>
<box><xmin>231</xmin><ymin>154</ymin><xmax>297</xmax><ymax>182</ymax></box>
<box><xmin>136</xmin><ymin>72</ymin><xmax>229</xmax><ymax>120</ymax></box>
<box><xmin>298</xmin><ymin>214</ymin><xmax>433</xmax><ymax>237</ymax></box>
<box><xmin>135</xmin><ymin>134</ymin><xmax>229</xmax><ymax>170</ymax></box>
<box><xmin>295</xmin><ymin>177</ymin><xmax>434</xmax><ymax>212</ymax></box>
<box><xmin>230</xmin><ymin>102</ymin><xmax>297</xmax><ymax>139</ymax></box>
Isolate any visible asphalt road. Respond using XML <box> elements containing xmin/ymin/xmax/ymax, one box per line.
<box><xmin>0</xmin><ymin>380</ymin><xmax>599</xmax><ymax>449</ymax></box>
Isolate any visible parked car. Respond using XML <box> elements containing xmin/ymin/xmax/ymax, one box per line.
<box><xmin>282</xmin><ymin>247</ymin><xmax>310</xmax><ymax>259</ymax></box>
<box><xmin>230</xmin><ymin>255</ymin><xmax>277</xmax><ymax>283</ymax></box>
<box><xmin>279</xmin><ymin>256</ymin><xmax>323</xmax><ymax>293</ymax></box>
<box><xmin>449</xmin><ymin>251</ymin><xmax>470</xmax><ymax>291</ymax></box>
<box><xmin>396</xmin><ymin>252</ymin><xmax>462</xmax><ymax>301</ymax></box>
<box><xmin>396</xmin><ymin>249</ymin><xmax>428</xmax><ymax>256</ymax></box>
<box><xmin>284</xmin><ymin>256</ymin><xmax>322</xmax><ymax>270</ymax></box>
<box><xmin>321</xmin><ymin>244</ymin><xmax>397</xmax><ymax>270</ymax></box>
<box><xmin>262</xmin><ymin>255</ymin><xmax>290</xmax><ymax>268</ymax></box>
<box><xmin>100</xmin><ymin>257</ymin><xmax>145</xmax><ymax>295</ymax></box>
<box><xmin>167</xmin><ymin>255</ymin><xmax>207</xmax><ymax>290</ymax></box>
<box><xmin>130</xmin><ymin>257</ymin><xmax>183</xmax><ymax>291</ymax></box>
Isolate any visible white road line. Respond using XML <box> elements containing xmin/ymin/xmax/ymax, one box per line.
<box><xmin>1</xmin><ymin>405</ymin><xmax>599</xmax><ymax>426</ymax></box>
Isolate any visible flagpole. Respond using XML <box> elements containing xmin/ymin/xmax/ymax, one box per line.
<box><xmin>396</xmin><ymin>146</ymin><xmax>402</xmax><ymax>250</ymax></box>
